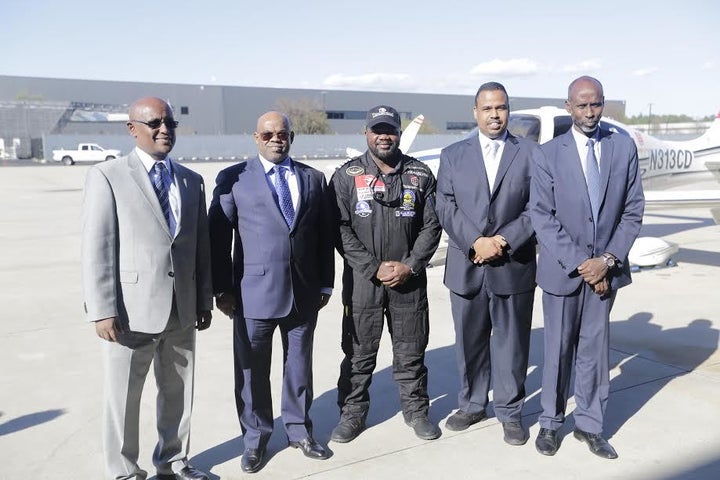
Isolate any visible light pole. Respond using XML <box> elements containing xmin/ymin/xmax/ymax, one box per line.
<box><xmin>648</xmin><ymin>103</ymin><xmax>653</xmax><ymax>135</ymax></box>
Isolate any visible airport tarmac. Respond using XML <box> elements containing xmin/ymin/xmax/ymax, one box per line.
<box><xmin>0</xmin><ymin>160</ymin><xmax>719</xmax><ymax>480</ymax></box>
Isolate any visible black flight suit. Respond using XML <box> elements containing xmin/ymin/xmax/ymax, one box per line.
<box><xmin>329</xmin><ymin>151</ymin><xmax>441</xmax><ymax>423</ymax></box>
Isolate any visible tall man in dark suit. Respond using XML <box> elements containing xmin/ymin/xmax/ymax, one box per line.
<box><xmin>208</xmin><ymin>111</ymin><xmax>335</xmax><ymax>474</ymax></box>
<box><xmin>436</xmin><ymin>82</ymin><xmax>537</xmax><ymax>445</ymax></box>
<box><xmin>82</xmin><ymin>97</ymin><xmax>213</xmax><ymax>480</ymax></box>
<box><xmin>530</xmin><ymin>76</ymin><xmax>644</xmax><ymax>459</ymax></box>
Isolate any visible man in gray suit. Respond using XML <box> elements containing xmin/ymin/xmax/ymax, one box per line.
<box><xmin>81</xmin><ymin>97</ymin><xmax>213</xmax><ymax>480</ymax></box>
<box><xmin>209</xmin><ymin>111</ymin><xmax>334</xmax><ymax>474</ymax></box>
<box><xmin>436</xmin><ymin>82</ymin><xmax>537</xmax><ymax>445</ymax></box>
<box><xmin>530</xmin><ymin>76</ymin><xmax>644</xmax><ymax>459</ymax></box>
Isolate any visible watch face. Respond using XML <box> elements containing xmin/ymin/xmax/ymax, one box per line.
<box><xmin>605</xmin><ymin>256</ymin><xmax>615</xmax><ymax>267</ymax></box>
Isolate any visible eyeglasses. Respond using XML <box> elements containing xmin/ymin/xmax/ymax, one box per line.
<box><xmin>258</xmin><ymin>131</ymin><xmax>290</xmax><ymax>142</ymax></box>
<box><xmin>129</xmin><ymin>118</ymin><xmax>179</xmax><ymax>129</ymax></box>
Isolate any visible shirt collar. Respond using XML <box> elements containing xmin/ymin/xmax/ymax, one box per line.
<box><xmin>570</xmin><ymin>126</ymin><xmax>600</xmax><ymax>148</ymax></box>
<box><xmin>478</xmin><ymin>130</ymin><xmax>507</xmax><ymax>150</ymax></box>
<box><xmin>136</xmin><ymin>147</ymin><xmax>172</xmax><ymax>175</ymax></box>
<box><xmin>259</xmin><ymin>154</ymin><xmax>293</xmax><ymax>175</ymax></box>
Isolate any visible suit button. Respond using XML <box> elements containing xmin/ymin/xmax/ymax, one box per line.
<box><xmin>488</xmin><ymin>217</ymin><xmax>494</xmax><ymax>224</ymax></box>
<box><xmin>168</xmin><ymin>272</ymin><xmax>174</xmax><ymax>277</ymax></box>
<box><xmin>587</xmin><ymin>244</ymin><xmax>593</xmax><ymax>250</ymax></box>
<box><xmin>588</xmin><ymin>217</ymin><xmax>593</xmax><ymax>222</ymax></box>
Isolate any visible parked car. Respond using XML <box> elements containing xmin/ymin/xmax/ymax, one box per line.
<box><xmin>52</xmin><ymin>143</ymin><xmax>122</xmax><ymax>165</ymax></box>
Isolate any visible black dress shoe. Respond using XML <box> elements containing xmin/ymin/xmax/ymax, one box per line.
<box><xmin>288</xmin><ymin>437</ymin><xmax>329</xmax><ymax>460</ymax></box>
<box><xmin>406</xmin><ymin>416</ymin><xmax>441</xmax><ymax>440</ymax></box>
<box><xmin>445</xmin><ymin>410</ymin><xmax>487</xmax><ymax>431</ymax></box>
<box><xmin>574</xmin><ymin>429</ymin><xmax>618</xmax><ymax>459</ymax></box>
<box><xmin>331</xmin><ymin>416</ymin><xmax>366</xmax><ymax>443</ymax></box>
<box><xmin>535</xmin><ymin>428</ymin><xmax>559</xmax><ymax>456</ymax></box>
<box><xmin>157</xmin><ymin>465</ymin><xmax>209</xmax><ymax>480</ymax></box>
<box><xmin>241</xmin><ymin>447</ymin><xmax>265</xmax><ymax>473</ymax></box>
<box><xmin>502</xmin><ymin>421</ymin><xmax>528</xmax><ymax>446</ymax></box>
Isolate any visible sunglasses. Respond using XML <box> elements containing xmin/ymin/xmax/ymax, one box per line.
<box><xmin>258</xmin><ymin>131</ymin><xmax>290</xmax><ymax>142</ymax></box>
<box><xmin>130</xmin><ymin>118</ymin><xmax>179</xmax><ymax>129</ymax></box>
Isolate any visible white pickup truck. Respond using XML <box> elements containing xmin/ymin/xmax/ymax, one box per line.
<box><xmin>52</xmin><ymin>143</ymin><xmax>122</xmax><ymax>165</ymax></box>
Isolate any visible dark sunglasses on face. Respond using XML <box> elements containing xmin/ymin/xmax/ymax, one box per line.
<box><xmin>258</xmin><ymin>131</ymin><xmax>290</xmax><ymax>142</ymax></box>
<box><xmin>130</xmin><ymin>118</ymin><xmax>179</xmax><ymax>129</ymax></box>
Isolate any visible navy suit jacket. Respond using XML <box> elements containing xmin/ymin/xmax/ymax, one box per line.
<box><xmin>436</xmin><ymin>133</ymin><xmax>537</xmax><ymax>296</ymax></box>
<box><xmin>530</xmin><ymin>128</ymin><xmax>645</xmax><ymax>296</ymax></box>
<box><xmin>208</xmin><ymin>157</ymin><xmax>334</xmax><ymax>320</ymax></box>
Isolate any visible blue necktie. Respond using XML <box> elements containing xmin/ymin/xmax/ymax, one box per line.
<box><xmin>152</xmin><ymin>162</ymin><xmax>175</xmax><ymax>235</ymax></box>
<box><xmin>585</xmin><ymin>138</ymin><xmax>601</xmax><ymax>220</ymax></box>
<box><xmin>273</xmin><ymin>165</ymin><xmax>295</xmax><ymax>227</ymax></box>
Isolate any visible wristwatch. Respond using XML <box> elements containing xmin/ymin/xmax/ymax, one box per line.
<box><xmin>602</xmin><ymin>253</ymin><xmax>616</xmax><ymax>269</ymax></box>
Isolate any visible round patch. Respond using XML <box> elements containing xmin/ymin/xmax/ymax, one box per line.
<box><xmin>346</xmin><ymin>165</ymin><xmax>365</xmax><ymax>176</ymax></box>
<box><xmin>355</xmin><ymin>200</ymin><xmax>372</xmax><ymax>217</ymax></box>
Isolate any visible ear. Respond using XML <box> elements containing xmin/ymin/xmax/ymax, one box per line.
<box><xmin>289</xmin><ymin>131</ymin><xmax>295</xmax><ymax>144</ymax></box>
<box><xmin>564</xmin><ymin>100</ymin><xmax>572</xmax><ymax>114</ymax></box>
<box><xmin>127</xmin><ymin>122</ymin><xmax>136</xmax><ymax>137</ymax></box>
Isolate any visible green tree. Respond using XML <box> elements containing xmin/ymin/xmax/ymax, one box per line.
<box><xmin>274</xmin><ymin>97</ymin><xmax>331</xmax><ymax>134</ymax></box>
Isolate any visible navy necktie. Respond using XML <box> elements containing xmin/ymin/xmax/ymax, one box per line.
<box><xmin>273</xmin><ymin>165</ymin><xmax>295</xmax><ymax>227</ymax></box>
<box><xmin>585</xmin><ymin>138</ymin><xmax>601</xmax><ymax>220</ymax></box>
<box><xmin>152</xmin><ymin>162</ymin><xmax>175</xmax><ymax>235</ymax></box>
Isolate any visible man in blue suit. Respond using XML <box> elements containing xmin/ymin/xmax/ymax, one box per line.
<box><xmin>436</xmin><ymin>82</ymin><xmax>537</xmax><ymax>445</ymax></box>
<box><xmin>530</xmin><ymin>76</ymin><xmax>644</xmax><ymax>459</ymax></box>
<box><xmin>208</xmin><ymin>111</ymin><xmax>335</xmax><ymax>473</ymax></box>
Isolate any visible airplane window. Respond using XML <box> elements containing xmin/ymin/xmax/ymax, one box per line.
<box><xmin>508</xmin><ymin>115</ymin><xmax>541</xmax><ymax>143</ymax></box>
<box><xmin>553</xmin><ymin>117</ymin><xmax>573</xmax><ymax>138</ymax></box>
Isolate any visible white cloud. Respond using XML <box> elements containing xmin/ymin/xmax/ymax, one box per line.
<box><xmin>469</xmin><ymin>58</ymin><xmax>540</xmax><ymax>77</ymax></box>
<box><xmin>561</xmin><ymin>59</ymin><xmax>602</xmax><ymax>72</ymax></box>
<box><xmin>632</xmin><ymin>67</ymin><xmax>659</xmax><ymax>77</ymax></box>
<box><xmin>323</xmin><ymin>73</ymin><xmax>414</xmax><ymax>90</ymax></box>
<box><xmin>701</xmin><ymin>60</ymin><xmax>717</xmax><ymax>70</ymax></box>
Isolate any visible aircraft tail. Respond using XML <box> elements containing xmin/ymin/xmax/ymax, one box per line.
<box><xmin>399</xmin><ymin>114</ymin><xmax>424</xmax><ymax>153</ymax></box>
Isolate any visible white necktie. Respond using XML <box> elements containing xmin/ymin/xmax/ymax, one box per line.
<box><xmin>485</xmin><ymin>140</ymin><xmax>500</xmax><ymax>190</ymax></box>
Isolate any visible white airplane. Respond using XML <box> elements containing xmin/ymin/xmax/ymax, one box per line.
<box><xmin>342</xmin><ymin>108</ymin><xmax>720</xmax><ymax>268</ymax></box>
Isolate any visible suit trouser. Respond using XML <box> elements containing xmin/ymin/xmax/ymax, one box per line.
<box><xmin>538</xmin><ymin>283</ymin><xmax>616</xmax><ymax>433</ymax></box>
<box><xmin>337</xmin><ymin>289</ymin><xmax>430</xmax><ymax>423</ymax></box>
<box><xmin>240</xmin><ymin>312</ymin><xmax>317</xmax><ymax>449</ymax></box>
<box><xmin>102</xmin><ymin>311</ymin><xmax>196</xmax><ymax>480</ymax></box>
<box><xmin>449</xmin><ymin>283</ymin><xmax>533</xmax><ymax>421</ymax></box>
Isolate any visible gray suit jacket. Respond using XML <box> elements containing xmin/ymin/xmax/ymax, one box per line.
<box><xmin>81</xmin><ymin>151</ymin><xmax>213</xmax><ymax>333</ymax></box>
<box><xmin>436</xmin><ymin>133</ymin><xmax>537</xmax><ymax>296</ymax></box>
<box><xmin>209</xmin><ymin>157</ymin><xmax>334</xmax><ymax>320</ymax></box>
<box><xmin>530</xmin><ymin>128</ymin><xmax>645</xmax><ymax>295</ymax></box>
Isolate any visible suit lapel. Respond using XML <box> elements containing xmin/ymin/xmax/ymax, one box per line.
<box><xmin>597</xmin><ymin>129</ymin><xmax>613</xmax><ymax>213</ymax></box>
<box><xmin>464</xmin><ymin>135</ymin><xmax>491</xmax><ymax>199</ymax></box>
<box><xmin>127</xmin><ymin>152</ymin><xmax>171</xmax><ymax>237</ymax></box>
<box><xmin>247</xmin><ymin>157</ymin><xmax>288</xmax><ymax>228</ymax></box>
<box><xmin>292</xmin><ymin>160</ymin><xmax>308</xmax><ymax>232</ymax></box>
<box><xmin>560</xmin><ymin>130</ymin><xmax>594</xmax><ymax>214</ymax></box>
<box><xmin>491</xmin><ymin>135</ymin><xmax>519</xmax><ymax>200</ymax></box>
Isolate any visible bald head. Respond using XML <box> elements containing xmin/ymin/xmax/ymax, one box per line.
<box><xmin>568</xmin><ymin>76</ymin><xmax>603</xmax><ymax>101</ymax></box>
<box><xmin>129</xmin><ymin>97</ymin><xmax>172</xmax><ymax>120</ymax></box>
<box><xmin>254</xmin><ymin>111</ymin><xmax>294</xmax><ymax>164</ymax></box>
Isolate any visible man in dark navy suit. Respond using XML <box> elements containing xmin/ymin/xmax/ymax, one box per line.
<box><xmin>208</xmin><ymin>111</ymin><xmax>334</xmax><ymax>473</ymax></box>
<box><xmin>436</xmin><ymin>82</ymin><xmax>537</xmax><ymax>445</ymax></box>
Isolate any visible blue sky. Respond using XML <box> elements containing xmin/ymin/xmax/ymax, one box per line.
<box><xmin>2</xmin><ymin>0</ymin><xmax>718</xmax><ymax>118</ymax></box>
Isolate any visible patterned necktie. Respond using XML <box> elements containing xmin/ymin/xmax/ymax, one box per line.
<box><xmin>152</xmin><ymin>162</ymin><xmax>175</xmax><ymax>235</ymax></box>
<box><xmin>273</xmin><ymin>165</ymin><xmax>295</xmax><ymax>227</ymax></box>
<box><xmin>585</xmin><ymin>138</ymin><xmax>601</xmax><ymax>220</ymax></box>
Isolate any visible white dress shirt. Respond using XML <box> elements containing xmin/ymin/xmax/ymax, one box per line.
<box><xmin>478</xmin><ymin>130</ymin><xmax>507</xmax><ymax>191</ymax></box>
<box><xmin>570</xmin><ymin>127</ymin><xmax>602</xmax><ymax>180</ymax></box>
<box><xmin>259</xmin><ymin>155</ymin><xmax>300</xmax><ymax>211</ymax></box>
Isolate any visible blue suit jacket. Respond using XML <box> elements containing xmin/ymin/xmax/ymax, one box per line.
<box><xmin>436</xmin><ymin>133</ymin><xmax>537</xmax><ymax>296</ymax></box>
<box><xmin>208</xmin><ymin>157</ymin><xmax>334</xmax><ymax>320</ymax></box>
<box><xmin>530</xmin><ymin>128</ymin><xmax>645</xmax><ymax>295</ymax></box>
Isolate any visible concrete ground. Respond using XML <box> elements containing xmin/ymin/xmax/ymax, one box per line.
<box><xmin>0</xmin><ymin>160</ymin><xmax>718</xmax><ymax>480</ymax></box>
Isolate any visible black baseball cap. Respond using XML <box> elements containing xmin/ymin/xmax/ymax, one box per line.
<box><xmin>366</xmin><ymin>105</ymin><xmax>401</xmax><ymax>129</ymax></box>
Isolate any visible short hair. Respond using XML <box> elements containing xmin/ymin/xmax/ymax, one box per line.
<box><xmin>474</xmin><ymin>82</ymin><xmax>508</xmax><ymax>105</ymax></box>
